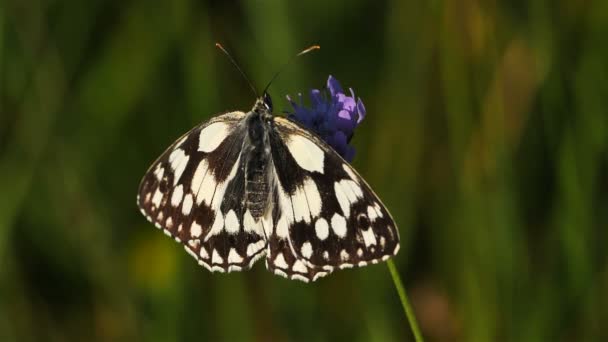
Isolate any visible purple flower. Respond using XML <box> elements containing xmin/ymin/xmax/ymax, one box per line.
<box><xmin>287</xmin><ymin>75</ymin><xmax>366</xmax><ymax>162</ymax></box>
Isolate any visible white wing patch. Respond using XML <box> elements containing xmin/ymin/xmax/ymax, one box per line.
<box><xmin>228</xmin><ymin>248</ymin><xmax>244</xmax><ymax>263</ymax></box>
<box><xmin>171</xmin><ymin>185</ymin><xmax>184</xmax><ymax>207</ymax></box>
<box><xmin>152</xmin><ymin>188</ymin><xmax>163</xmax><ymax>208</ymax></box>
<box><xmin>314</xmin><ymin>218</ymin><xmax>329</xmax><ymax>240</ymax></box>
<box><xmin>302</xmin><ymin>177</ymin><xmax>322</xmax><ymax>217</ymax></box>
<box><xmin>300</xmin><ymin>242</ymin><xmax>313</xmax><ymax>258</ymax></box>
<box><xmin>291</xmin><ymin>185</ymin><xmax>310</xmax><ymax>223</ymax></box>
<box><xmin>154</xmin><ymin>165</ymin><xmax>164</xmax><ymax>180</ymax></box>
<box><xmin>285</xmin><ymin>135</ymin><xmax>325</xmax><ymax>173</ymax></box>
<box><xmin>198</xmin><ymin>121</ymin><xmax>231</xmax><ymax>153</ymax></box>
<box><xmin>334</xmin><ymin>179</ymin><xmax>363</xmax><ymax>217</ymax></box>
<box><xmin>212</xmin><ymin>249</ymin><xmax>223</xmax><ymax>264</ymax></box>
<box><xmin>247</xmin><ymin>240</ymin><xmax>265</xmax><ymax>256</ymax></box>
<box><xmin>274</xmin><ymin>253</ymin><xmax>289</xmax><ymax>269</ymax></box>
<box><xmin>342</xmin><ymin>163</ymin><xmax>359</xmax><ymax>183</ymax></box>
<box><xmin>169</xmin><ymin>149</ymin><xmax>189</xmax><ymax>185</ymax></box>
<box><xmin>182</xmin><ymin>194</ymin><xmax>193</xmax><ymax>215</ymax></box>
<box><xmin>191</xmin><ymin>159</ymin><xmax>209</xmax><ymax>195</ymax></box>
<box><xmin>330</xmin><ymin>213</ymin><xmax>347</xmax><ymax>238</ymax></box>
<box><xmin>190</xmin><ymin>221</ymin><xmax>203</xmax><ymax>238</ymax></box>
<box><xmin>275</xmin><ymin>179</ymin><xmax>294</xmax><ymax>239</ymax></box>
<box><xmin>361</xmin><ymin>228</ymin><xmax>377</xmax><ymax>247</ymax></box>
<box><xmin>225</xmin><ymin>210</ymin><xmax>240</xmax><ymax>234</ymax></box>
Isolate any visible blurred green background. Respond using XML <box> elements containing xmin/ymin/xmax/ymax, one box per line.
<box><xmin>1</xmin><ymin>0</ymin><xmax>607</xmax><ymax>341</ymax></box>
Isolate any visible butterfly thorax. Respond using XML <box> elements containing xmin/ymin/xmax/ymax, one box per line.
<box><xmin>243</xmin><ymin>101</ymin><xmax>274</xmax><ymax>218</ymax></box>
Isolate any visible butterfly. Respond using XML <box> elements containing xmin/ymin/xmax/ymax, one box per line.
<box><xmin>137</xmin><ymin>92</ymin><xmax>400</xmax><ymax>282</ymax></box>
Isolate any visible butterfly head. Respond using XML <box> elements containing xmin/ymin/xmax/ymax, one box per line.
<box><xmin>253</xmin><ymin>92</ymin><xmax>272</xmax><ymax>114</ymax></box>
<box><xmin>253</xmin><ymin>92</ymin><xmax>273</xmax><ymax>115</ymax></box>
<box><xmin>263</xmin><ymin>92</ymin><xmax>273</xmax><ymax>112</ymax></box>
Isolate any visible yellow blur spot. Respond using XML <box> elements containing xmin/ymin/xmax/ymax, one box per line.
<box><xmin>128</xmin><ymin>230</ymin><xmax>178</xmax><ymax>291</ymax></box>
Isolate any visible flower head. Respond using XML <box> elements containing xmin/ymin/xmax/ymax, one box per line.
<box><xmin>287</xmin><ymin>75</ymin><xmax>366</xmax><ymax>162</ymax></box>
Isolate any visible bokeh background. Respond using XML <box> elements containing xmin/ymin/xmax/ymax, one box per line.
<box><xmin>1</xmin><ymin>1</ymin><xmax>607</xmax><ymax>341</ymax></box>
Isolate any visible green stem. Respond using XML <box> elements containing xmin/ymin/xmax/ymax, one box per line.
<box><xmin>387</xmin><ymin>259</ymin><xmax>424</xmax><ymax>342</ymax></box>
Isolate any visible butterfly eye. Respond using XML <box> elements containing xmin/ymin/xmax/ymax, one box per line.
<box><xmin>263</xmin><ymin>92</ymin><xmax>273</xmax><ymax>112</ymax></box>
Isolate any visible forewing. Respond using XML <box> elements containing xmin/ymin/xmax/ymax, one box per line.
<box><xmin>268</xmin><ymin>117</ymin><xmax>400</xmax><ymax>274</ymax></box>
<box><xmin>137</xmin><ymin>111</ymin><xmax>267</xmax><ymax>273</ymax></box>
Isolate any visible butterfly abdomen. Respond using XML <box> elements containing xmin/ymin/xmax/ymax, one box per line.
<box><xmin>244</xmin><ymin>112</ymin><xmax>272</xmax><ymax>218</ymax></box>
<box><xmin>245</xmin><ymin>164</ymin><xmax>270</xmax><ymax>217</ymax></box>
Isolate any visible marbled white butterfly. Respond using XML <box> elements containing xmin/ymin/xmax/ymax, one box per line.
<box><xmin>137</xmin><ymin>51</ymin><xmax>400</xmax><ymax>282</ymax></box>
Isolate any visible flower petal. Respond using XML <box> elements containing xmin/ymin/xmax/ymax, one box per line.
<box><xmin>286</xmin><ymin>75</ymin><xmax>366</xmax><ymax>162</ymax></box>
<box><xmin>338</xmin><ymin>109</ymin><xmax>352</xmax><ymax>120</ymax></box>
<box><xmin>356</xmin><ymin>98</ymin><xmax>366</xmax><ymax>123</ymax></box>
<box><xmin>327</xmin><ymin>75</ymin><xmax>344</xmax><ymax>96</ymax></box>
<box><xmin>337</xmin><ymin>93</ymin><xmax>356</xmax><ymax>112</ymax></box>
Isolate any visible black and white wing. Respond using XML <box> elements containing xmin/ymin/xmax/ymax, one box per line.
<box><xmin>264</xmin><ymin>117</ymin><xmax>400</xmax><ymax>282</ymax></box>
<box><xmin>137</xmin><ymin>112</ymin><xmax>267</xmax><ymax>273</ymax></box>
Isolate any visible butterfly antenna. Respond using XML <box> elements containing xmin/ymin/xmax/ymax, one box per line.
<box><xmin>262</xmin><ymin>45</ymin><xmax>320</xmax><ymax>94</ymax></box>
<box><xmin>215</xmin><ymin>43</ymin><xmax>258</xmax><ymax>97</ymax></box>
